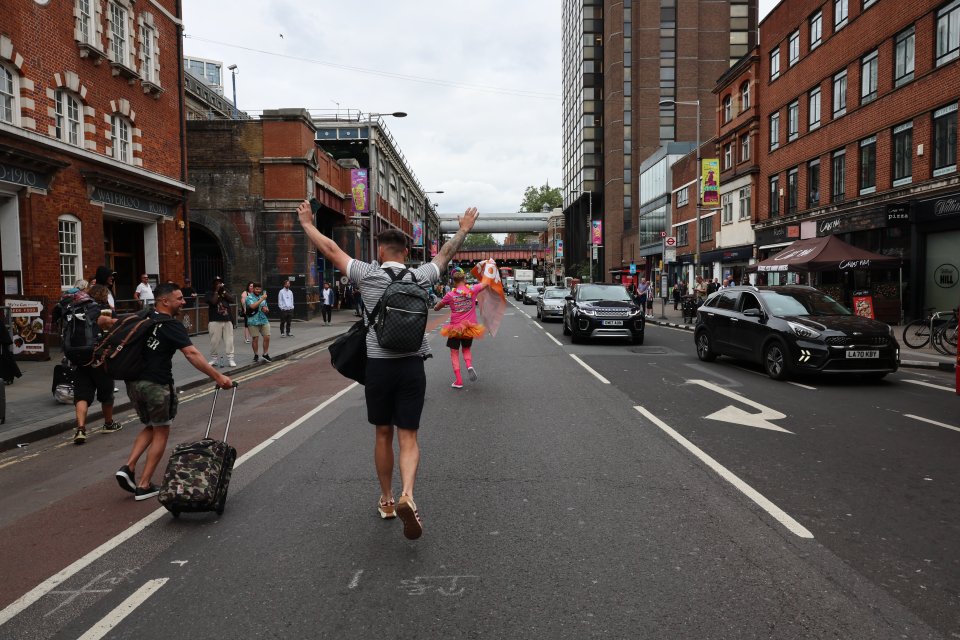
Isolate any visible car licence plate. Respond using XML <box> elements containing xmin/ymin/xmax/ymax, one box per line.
<box><xmin>602</xmin><ymin>320</ymin><xmax>623</xmax><ymax>326</ymax></box>
<box><xmin>846</xmin><ymin>350</ymin><xmax>879</xmax><ymax>358</ymax></box>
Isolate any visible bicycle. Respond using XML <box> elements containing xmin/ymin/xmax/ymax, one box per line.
<box><xmin>931</xmin><ymin>309</ymin><xmax>958</xmax><ymax>356</ymax></box>
<box><xmin>902</xmin><ymin>307</ymin><xmax>937</xmax><ymax>348</ymax></box>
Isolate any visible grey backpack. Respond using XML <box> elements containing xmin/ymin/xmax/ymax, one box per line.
<box><xmin>373</xmin><ymin>268</ymin><xmax>430</xmax><ymax>352</ymax></box>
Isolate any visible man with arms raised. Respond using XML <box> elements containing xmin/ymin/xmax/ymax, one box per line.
<box><xmin>296</xmin><ymin>200</ymin><xmax>479</xmax><ymax>539</ymax></box>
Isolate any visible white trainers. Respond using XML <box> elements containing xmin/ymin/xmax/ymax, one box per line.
<box><xmin>228</xmin><ymin>358</ymin><xmax>237</xmax><ymax>367</ymax></box>
<box><xmin>208</xmin><ymin>358</ymin><xmax>220</xmax><ymax>367</ymax></box>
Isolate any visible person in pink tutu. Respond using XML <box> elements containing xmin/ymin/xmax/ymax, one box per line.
<box><xmin>434</xmin><ymin>268</ymin><xmax>489</xmax><ymax>388</ymax></box>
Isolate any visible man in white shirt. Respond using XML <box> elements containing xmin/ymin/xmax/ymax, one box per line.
<box><xmin>134</xmin><ymin>274</ymin><xmax>154</xmax><ymax>308</ymax></box>
<box><xmin>320</xmin><ymin>282</ymin><xmax>334</xmax><ymax>325</ymax></box>
<box><xmin>278</xmin><ymin>280</ymin><xmax>295</xmax><ymax>336</ymax></box>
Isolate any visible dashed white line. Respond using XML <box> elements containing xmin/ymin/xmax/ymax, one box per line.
<box><xmin>904</xmin><ymin>414</ymin><xmax>960</xmax><ymax>434</ymax></box>
<box><xmin>787</xmin><ymin>381</ymin><xmax>817</xmax><ymax>390</ymax></box>
<box><xmin>904</xmin><ymin>379</ymin><xmax>955</xmax><ymax>392</ymax></box>
<box><xmin>348</xmin><ymin>570</ymin><xmax>364</xmax><ymax>589</ymax></box>
<box><xmin>634</xmin><ymin>405</ymin><xmax>814</xmax><ymax>539</ymax></box>
<box><xmin>545</xmin><ymin>333</ymin><xmax>563</xmax><ymax>346</ymax></box>
<box><xmin>77</xmin><ymin>578</ymin><xmax>169</xmax><ymax>640</ymax></box>
<box><xmin>570</xmin><ymin>355</ymin><xmax>610</xmax><ymax>384</ymax></box>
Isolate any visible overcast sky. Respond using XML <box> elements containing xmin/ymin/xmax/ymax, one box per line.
<box><xmin>183</xmin><ymin>0</ymin><xmax>779</xmax><ymax>217</ymax></box>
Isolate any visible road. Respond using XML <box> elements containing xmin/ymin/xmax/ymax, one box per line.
<box><xmin>0</xmin><ymin>301</ymin><xmax>956</xmax><ymax>639</ymax></box>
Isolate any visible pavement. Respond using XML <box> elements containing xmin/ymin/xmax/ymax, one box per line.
<box><xmin>1</xmin><ymin>298</ymin><xmax>955</xmax><ymax>453</ymax></box>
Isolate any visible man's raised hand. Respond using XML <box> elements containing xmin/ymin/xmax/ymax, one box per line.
<box><xmin>458</xmin><ymin>207</ymin><xmax>480</xmax><ymax>233</ymax></box>
<box><xmin>296</xmin><ymin>200</ymin><xmax>313</xmax><ymax>228</ymax></box>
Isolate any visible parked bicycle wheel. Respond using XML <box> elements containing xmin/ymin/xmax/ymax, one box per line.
<box><xmin>932</xmin><ymin>319</ymin><xmax>958</xmax><ymax>356</ymax></box>
<box><xmin>901</xmin><ymin>318</ymin><xmax>931</xmax><ymax>348</ymax></box>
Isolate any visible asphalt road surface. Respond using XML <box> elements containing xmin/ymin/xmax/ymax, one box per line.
<box><xmin>0</xmin><ymin>303</ymin><xmax>956</xmax><ymax>639</ymax></box>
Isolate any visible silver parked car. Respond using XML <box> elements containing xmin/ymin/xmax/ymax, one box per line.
<box><xmin>537</xmin><ymin>287</ymin><xmax>569</xmax><ymax>321</ymax></box>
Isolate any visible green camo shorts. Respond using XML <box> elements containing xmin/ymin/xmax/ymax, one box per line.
<box><xmin>126</xmin><ymin>380</ymin><xmax>178</xmax><ymax>426</ymax></box>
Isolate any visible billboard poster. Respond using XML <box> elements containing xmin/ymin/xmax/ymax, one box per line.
<box><xmin>413</xmin><ymin>222</ymin><xmax>423</xmax><ymax>247</ymax></box>
<box><xmin>701</xmin><ymin>158</ymin><xmax>720</xmax><ymax>206</ymax></box>
<box><xmin>349</xmin><ymin>168</ymin><xmax>369</xmax><ymax>213</ymax></box>
<box><xmin>591</xmin><ymin>220</ymin><xmax>603</xmax><ymax>246</ymax></box>
<box><xmin>7</xmin><ymin>299</ymin><xmax>46</xmax><ymax>359</ymax></box>
<box><xmin>556</xmin><ymin>239</ymin><xmax>564</xmax><ymax>258</ymax></box>
<box><xmin>430</xmin><ymin>240</ymin><xmax>438</xmax><ymax>257</ymax></box>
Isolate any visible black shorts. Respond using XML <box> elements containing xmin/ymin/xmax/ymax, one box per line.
<box><xmin>445</xmin><ymin>337</ymin><xmax>474</xmax><ymax>350</ymax></box>
<box><xmin>73</xmin><ymin>365</ymin><xmax>114</xmax><ymax>405</ymax></box>
<box><xmin>365</xmin><ymin>357</ymin><xmax>426</xmax><ymax>430</ymax></box>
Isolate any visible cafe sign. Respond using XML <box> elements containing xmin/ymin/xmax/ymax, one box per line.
<box><xmin>7</xmin><ymin>299</ymin><xmax>46</xmax><ymax>358</ymax></box>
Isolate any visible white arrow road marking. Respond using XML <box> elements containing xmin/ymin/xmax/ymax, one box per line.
<box><xmin>688</xmin><ymin>379</ymin><xmax>792</xmax><ymax>433</ymax></box>
<box><xmin>905</xmin><ymin>414</ymin><xmax>960</xmax><ymax>434</ymax></box>
<box><xmin>634</xmin><ymin>406</ymin><xmax>813</xmax><ymax>538</ymax></box>
<box><xmin>78</xmin><ymin>578</ymin><xmax>169</xmax><ymax>640</ymax></box>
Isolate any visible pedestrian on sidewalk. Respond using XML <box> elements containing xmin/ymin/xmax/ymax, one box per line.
<box><xmin>278</xmin><ymin>279</ymin><xmax>295</xmax><ymax>335</ymax></box>
<box><xmin>434</xmin><ymin>268</ymin><xmax>489</xmax><ymax>389</ymax></box>
<box><xmin>319</xmin><ymin>281</ymin><xmax>333</xmax><ymax>326</ymax></box>
<box><xmin>114</xmin><ymin>283</ymin><xmax>233</xmax><ymax>501</ymax></box>
<box><xmin>134</xmin><ymin>274</ymin><xmax>154</xmax><ymax>309</ymax></box>
<box><xmin>245</xmin><ymin>283</ymin><xmax>272</xmax><ymax>363</ymax></box>
<box><xmin>240</xmin><ymin>282</ymin><xmax>254</xmax><ymax>343</ymax></box>
<box><xmin>296</xmin><ymin>199</ymin><xmax>480</xmax><ymax>540</ymax></box>
<box><xmin>91</xmin><ymin>266</ymin><xmax>116</xmax><ymax>310</ymax></box>
<box><xmin>72</xmin><ymin>284</ymin><xmax>123</xmax><ymax>444</ymax></box>
<box><xmin>672</xmin><ymin>281</ymin><xmax>683</xmax><ymax>310</ymax></box>
<box><xmin>206</xmin><ymin>276</ymin><xmax>236</xmax><ymax>368</ymax></box>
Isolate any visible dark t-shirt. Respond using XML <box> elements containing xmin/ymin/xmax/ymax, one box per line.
<box><xmin>140</xmin><ymin>312</ymin><xmax>192</xmax><ymax>385</ymax></box>
<box><xmin>181</xmin><ymin>287</ymin><xmax>197</xmax><ymax>307</ymax></box>
<box><xmin>206</xmin><ymin>289</ymin><xmax>235</xmax><ymax>323</ymax></box>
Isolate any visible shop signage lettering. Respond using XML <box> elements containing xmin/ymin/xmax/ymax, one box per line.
<box><xmin>887</xmin><ymin>203</ymin><xmax>911</xmax><ymax>222</ymax></box>
<box><xmin>0</xmin><ymin>162</ymin><xmax>49</xmax><ymax>190</ymax></box>
<box><xmin>839</xmin><ymin>259</ymin><xmax>872</xmax><ymax>269</ymax></box>
<box><xmin>818</xmin><ymin>217</ymin><xmax>843</xmax><ymax>234</ymax></box>
<box><xmin>91</xmin><ymin>187</ymin><xmax>172</xmax><ymax>217</ymax></box>
<box><xmin>934</xmin><ymin>198</ymin><xmax>960</xmax><ymax>218</ymax></box>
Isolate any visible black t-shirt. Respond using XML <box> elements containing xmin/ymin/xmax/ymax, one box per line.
<box><xmin>140</xmin><ymin>312</ymin><xmax>192</xmax><ymax>385</ymax></box>
<box><xmin>181</xmin><ymin>287</ymin><xmax>197</xmax><ymax>307</ymax></box>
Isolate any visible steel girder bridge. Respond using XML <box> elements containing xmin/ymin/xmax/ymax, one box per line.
<box><xmin>436</xmin><ymin>213</ymin><xmax>552</xmax><ymax>270</ymax></box>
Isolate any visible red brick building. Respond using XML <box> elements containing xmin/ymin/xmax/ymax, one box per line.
<box><xmin>758</xmin><ymin>0</ymin><xmax>960</xmax><ymax>319</ymax></box>
<box><xmin>1</xmin><ymin>0</ymin><xmax>190</xmax><ymax>354</ymax></box>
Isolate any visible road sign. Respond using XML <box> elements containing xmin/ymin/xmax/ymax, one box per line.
<box><xmin>660</xmin><ymin>231</ymin><xmax>667</xmax><ymax>238</ymax></box>
<box><xmin>665</xmin><ymin>248</ymin><xmax>676</xmax><ymax>263</ymax></box>
<box><xmin>664</xmin><ymin>236</ymin><xmax>677</xmax><ymax>247</ymax></box>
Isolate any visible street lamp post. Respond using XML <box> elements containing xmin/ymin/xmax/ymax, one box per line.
<box><xmin>228</xmin><ymin>64</ymin><xmax>238</xmax><ymax>120</ymax></box>
<box><xmin>658</xmin><ymin>98</ymin><xmax>700</xmax><ymax>283</ymax></box>
<box><xmin>363</xmin><ymin>111</ymin><xmax>407</xmax><ymax>262</ymax></box>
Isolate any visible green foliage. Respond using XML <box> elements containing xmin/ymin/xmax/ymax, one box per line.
<box><xmin>520</xmin><ymin>183</ymin><xmax>562</xmax><ymax>214</ymax></box>
<box><xmin>462</xmin><ymin>232</ymin><xmax>500</xmax><ymax>248</ymax></box>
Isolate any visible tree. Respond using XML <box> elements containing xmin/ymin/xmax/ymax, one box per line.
<box><xmin>461</xmin><ymin>232</ymin><xmax>499</xmax><ymax>248</ymax></box>
<box><xmin>520</xmin><ymin>182</ymin><xmax>562</xmax><ymax>214</ymax></box>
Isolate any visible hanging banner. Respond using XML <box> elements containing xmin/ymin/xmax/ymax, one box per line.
<box><xmin>349</xmin><ymin>169</ymin><xmax>369</xmax><ymax>213</ymax></box>
<box><xmin>413</xmin><ymin>222</ymin><xmax>423</xmax><ymax>247</ymax></box>
<box><xmin>701</xmin><ymin>158</ymin><xmax>720</xmax><ymax>206</ymax></box>
<box><xmin>591</xmin><ymin>220</ymin><xmax>603</xmax><ymax>246</ymax></box>
<box><xmin>430</xmin><ymin>240</ymin><xmax>438</xmax><ymax>257</ymax></box>
<box><xmin>556</xmin><ymin>239</ymin><xmax>564</xmax><ymax>258</ymax></box>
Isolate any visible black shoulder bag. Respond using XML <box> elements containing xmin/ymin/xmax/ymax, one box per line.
<box><xmin>329</xmin><ymin>297</ymin><xmax>381</xmax><ymax>385</ymax></box>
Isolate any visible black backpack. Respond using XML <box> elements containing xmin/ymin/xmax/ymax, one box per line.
<box><xmin>61</xmin><ymin>300</ymin><xmax>102</xmax><ymax>366</ymax></box>
<box><xmin>373</xmin><ymin>268</ymin><xmax>430</xmax><ymax>352</ymax></box>
<box><xmin>91</xmin><ymin>310</ymin><xmax>174</xmax><ymax>381</ymax></box>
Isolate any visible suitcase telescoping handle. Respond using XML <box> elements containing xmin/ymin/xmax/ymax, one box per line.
<box><xmin>204</xmin><ymin>382</ymin><xmax>239</xmax><ymax>442</ymax></box>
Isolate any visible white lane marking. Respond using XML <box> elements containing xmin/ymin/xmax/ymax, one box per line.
<box><xmin>687</xmin><ymin>379</ymin><xmax>791</xmax><ymax>433</ymax></box>
<box><xmin>570</xmin><ymin>354</ymin><xmax>610</xmax><ymax>384</ymax></box>
<box><xmin>634</xmin><ymin>406</ymin><xmax>814</xmax><ymax>539</ymax></box>
<box><xmin>545</xmin><ymin>333</ymin><xmax>563</xmax><ymax>347</ymax></box>
<box><xmin>77</xmin><ymin>578</ymin><xmax>169</xmax><ymax>640</ymax></box>
<box><xmin>0</xmin><ymin>383</ymin><xmax>361</xmax><ymax>628</ymax></box>
<box><xmin>787</xmin><ymin>381</ymin><xmax>817</xmax><ymax>390</ymax></box>
<box><xmin>905</xmin><ymin>414</ymin><xmax>960</xmax><ymax>434</ymax></box>
<box><xmin>904</xmin><ymin>379</ymin><xmax>955</xmax><ymax>392</ymax></box>
<box><xmin>348</xmin><ymin>570</ymin><xmax>364</xmax><ymax>589</ymax></box>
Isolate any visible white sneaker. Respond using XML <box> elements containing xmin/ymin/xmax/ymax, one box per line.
<box><xmin>208</xmin><ymin>358</ymin><xmax>220</xmax><ymax>367</ymax></box>
<box><xmin>228</xmin><ymin>358</ymin><xmax>237</xmax><ymax>367</ymax></box>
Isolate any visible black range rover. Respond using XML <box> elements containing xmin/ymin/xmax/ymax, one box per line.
<box><xmin>563</xmin><ymin>283</ymin><xmax>645</xmax><ymax>345</ymax></box>
<box><xmin>694</xmin><ymin>285</ymin><xmax>900</xmax><ymax>381</ymax></box>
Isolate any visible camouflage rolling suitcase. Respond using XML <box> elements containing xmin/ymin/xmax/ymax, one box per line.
<box><xmin>159</xmin><ymin>384</ymin><xmax>238</xmax><ymax>518</ymax></box>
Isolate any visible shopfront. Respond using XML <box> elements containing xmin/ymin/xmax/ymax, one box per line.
<box><xmin>755</xmin><ymin>224</ymin><xmax>801</xmax><ymax>285</ymax></box>
<box><xmin>910</xmin><ymin>193</ymin><xmax>960</xmax><ymax>318</ymax></box>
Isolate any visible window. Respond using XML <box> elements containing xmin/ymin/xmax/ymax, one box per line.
<box><xmin>769</xmin><ymin>175</ymin><xmax>780</xmax><ymax>216</ymax></box>
<box><xmin>832</xmin><ymin>149</ymin><xmax>846</xmax><ymax>202</ymax></box>
<box><xmin>770</xmin><ymin>111</ymin><xmax>780</xmax><ymax>150</ymax></box>
<box><xmin>724</xmin><ymin>143</ymin><xmax>733</xmax><ymax>169</ymax></box>
<box><xmin>741</xmin><ymin>81</ymin><xmax>750</xmax><ymax>110</ymax></box>
<box><xmin>58</xmin><ymin>215</ymin><xmax>83</xmax><ymax>290</ymax></box>
<box><xmin>808</xmin><ymin>160</ymin><xmax>820</xmax><ymax>207</ymax></box>
<box><xmin>893</xmin><ymin>122</ymin><xmax>913</xmax><ymax>185</ymax></box>
<box><xmin>770</xmin><ymin>48</ymin><xmax>780</xmax><ymax>80</ymax></box>
<box><xmin>738</xmin><ymin>186</ymin><xmax>751</xmax><ymax>219</ymax></box>
<box><xmin>788</xmin><ymin>101</ymin><xmax>799</xmax><ymax>141</ymax></box>
<box><xmin>699</xmin><ymin>216</ymin><xmax>713</xmax><ymax>242</ymax></box>
<box><xmin>76</xmin><ymin>0</ymin><xmax>96</xmax><ymax>45</ymax></box>
<box><xmin>809</xmin><ymin>87</ymin><xmax>821</xmax><ymax>129</ymax></box>
<box><xmin>933</xmin><ymin>103</ymin><xmax>958</xmax><ymax>175</ymax></box>
<box><xmin>810</xmin><ymin>11</ymin><xmax>823</xmax><ymax>49</ymax></box>
<box><xmin>110</xmin><ymin>2</ymin><xmax>128</xmax><ymax>64</ymax></box>
<box><xmin>677</xmin><ymin>223</ymin><xmax>688</xmax><ymax>246</ymax></box>
<box><xmin>722</xmin><ymin>192</ymin><xmax>734</xmax><ymax>223</ymax></box>
<box><xmin>55</xmin><ymin>90</ymin><xmax>82</xmax><ymax>146</ymax></box>
<box><xmin>677</xmin><ymin>186</ymin><xmax>689</xmax><ymax>207</ymax></box>
<box><xmin>789</xmin><ymin>31</ymin><xmax>800</xmax><ymax>66</ymax></box>
<box><xmin>111</xmin><ymin>115</ymin><xmax>131</xmax><ymax>163</ymax></box>
<box><xmin>0</xmin><ymin>65</ymin><xmax>17</xmax><ymax>125</ymax></box>
<box><xmin>140</xmin><ymin>24</ymin><xmax>159</xmax><ymax>85</ymax></box>
<box><xmin>723</xmin><ymin>95</ymin><xmax>732</xmax><ymax>122</ymax></box>
<box><xmin>895</xmin><ymin>27</ymin><xmax>915</xmax><ymax>87</ymax></box>
<box><xmin>741</xmin><ymin>133</ymin><xmax>750</xmax><ymax>161</ymax></box>
<box><xmin>861</xmin><ymin>51</ymin><xmax>878</xmax><ymax>104</ymax></box>
<box><xmin>937</xmin><ymin>0</ymin><xmax>960</xmax><ymax>66</ymax></box>
<box><xmin>833</xmin><ymin>70</ymin><xmax>847</xmax><ymax>117</ymax></box>
<box><xmin>834</xmin><ymin>0</ymin><xmax>848</xmax><ymax>29</ymax></box>
<box><xmin>787</xmin><ymin>167</ymin><xmax>799</xmax><ymax>213</ymax></box>
<box><xmin>859</xmin><ymin>136</ymin><xmax>876</xmax><ymax>193</ymax></box>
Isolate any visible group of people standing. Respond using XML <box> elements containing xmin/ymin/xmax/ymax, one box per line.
<box><xmin>206</xmin><ymin>278</ymin><xmax>298</xmax><ymax>367</ymax></box>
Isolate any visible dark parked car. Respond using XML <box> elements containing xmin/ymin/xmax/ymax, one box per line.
<box><xmin>694</xmin><ymin>285</ymin><xmax>899</xmax><ymax>381</ymax></box>
<box><xmin>563</xmin><ymin>283</ymin><xmax>645</xmax><ymax>344</ymax></box>
<box><xmin>515</xmin><ymin>282</ymin><xmax>532</xmax><ymax>301</ymax></box>
<box><xmin>522</xmin><ymin>285</ymin><xmax>543</xmax><ymax>305</ymax></box>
